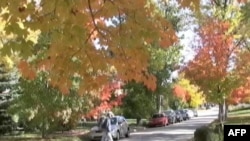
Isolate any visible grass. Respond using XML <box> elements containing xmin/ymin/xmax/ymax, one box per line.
<box><xmin>210</xmin><ymin>107</ymin><xmax>250</xmax><ymax>125</ymax></box>
<box><xmin>0</xmin><ymin>134</ymin><xmax>87</xmax><ymax>141</ymax></box>
<box><xmin>0</xmin><ymin>118</ymin><xmax>147</xmax><ymax>141</ymax></box>
<box><xmin>225</xmin><ymin>107</ymin><xmax>250</xmax><ymax>124</ymax></box>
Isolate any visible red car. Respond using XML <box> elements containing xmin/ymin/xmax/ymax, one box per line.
<box><xmin>148</xmin><ymin>113</ymin><xmax>169</xmax><ymax>127</ymax></box>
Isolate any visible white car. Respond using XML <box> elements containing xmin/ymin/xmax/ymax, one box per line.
<box><xmin>184</xmin><ymin>109</ymin><xmax>194</xmax><ymax>118</ymax></box>
<box><xmin>89</xmin><ymin>116</ymin><xmax>130</xmax><ymax>141</ymax></box>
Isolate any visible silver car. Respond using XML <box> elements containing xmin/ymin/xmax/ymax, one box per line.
<box><xmin>89</xmin><ymin>116</ymin><xmax>130</xmax><ymax>141</ymax></box>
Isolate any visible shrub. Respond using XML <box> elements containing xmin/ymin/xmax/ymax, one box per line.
<box><xmin>194</xmin><ymin>124</ymin><xmax>223</xmax><ymax>141</ymax></box>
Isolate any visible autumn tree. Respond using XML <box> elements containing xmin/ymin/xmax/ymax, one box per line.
<box><xmin>183</xmin><ymin>0</ymin><xmax>247</xmax><ymax>122</ymax></box>
<box><xmin>173</xmin><ymin>76</ymin><xmax>205</xmax><ymax>109</ymax></box>
<box><xmin>228</xmin><ymin>49</ymin><xmax>250</xmax><ymax>105</ymax></box>
<box><xmin>0</xmin><ymin>0</ymin><xmax>203</xmax><ymax>96</ymax></box>
<box><xmin>0</xmin><ymin>0</ymin><xmax>178</xmax><ymax>94</ymax></box>
<box><xmin>0</xmin><ymin>0</ymin><xmax>203</xmax><ymax>122</ymax></box>
<box><xmin>84</xmin><ymin>80</ymin><xmax>125</xmax><ymax>120</ymax></box>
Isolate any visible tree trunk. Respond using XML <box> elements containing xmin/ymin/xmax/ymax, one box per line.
<box><xmin>156</xmin><ymin>95</ymin><xmax>159</xmax><ymax>112</ymax></box>
<box><xmin>218</xmin><ymin>103</ymin><xmax>224</xmax><ymax>122</ymax></box>
<box><xmin>136</xmin><ymin>117</ymin><xmax>141</xmax><ymax>125</ymax></box>
<box><xmin>224</xmin><ymin>104</ymin><xmax>229</xmax><ymax>120</ymax></box>
<box><xmin>42</xmin><ymin>117</ymin><xmax>45</xmax><ymax>138</ymax></box>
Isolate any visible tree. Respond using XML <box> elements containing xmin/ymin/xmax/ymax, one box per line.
<box><xmin>228</xmin><ymin>49</ymin><xmax>250</xmax><ymax>105</ymax></box>
<box><xmin>183</xmin><ymin>14</ymin><xmax>244</xmax><ymax>122</ymax></box>
<box><xmin>7</xmin><ymin>73</ymin><xmax>91</xmax><ymax>138</ymax></box>
<box><xmin>0</xmin><ymin>0</ymin><xmax>175</xmax><ymax>94</ymax></box>
<box><xmin>84</xmin><ymin>81</ymin><xmax>125</xmax><ymax>120</ymax></box>
<box><xmin>0</xmin><ymin>0</ymin><xmax>201</xmax><ymax>95</ymax></box>
<box><xmin>121</xmin><ymin>81</ymin><xmax>156</xmax><ymax>124</ymax></box>
<box><xmin>0</xmin><ymin>55</ymin><xmax>19</xmax><ymax>135</ymax></box>
<box><xmin>172</xmin><ymin>76</ymin><xmax>204</xmax><ymax>109</ymax></box>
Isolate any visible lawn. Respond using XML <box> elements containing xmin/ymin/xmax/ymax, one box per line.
<box><xmin>0</xmin><ymin>129</ymin><xmax>90</xmax><ymax>141</ymax></box>
<box><xmin>210</xmin><ymin>106</ymin><xmax>250</xmax><ymax>125</ymax></box>
<box><xmin>225</xmin><ymin>107</ymin><xmax>250</xmax><ymax>124</ymax></box>
<box><xmin>0</xmin><ymin>118</ymin><xmax>148</xmax><ymax>141</ymax></box>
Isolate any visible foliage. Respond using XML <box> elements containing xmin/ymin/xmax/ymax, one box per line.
<box><xmin>7</xmin><ymin>73</ymin><xmax>91</xmax><ymax>137</ymax></box>
<box><xmin>0</xmin><ymin>55</ymin><xmax>19</xmax><ymax>135</ymax></box>
<box><xmin>120</xmin><ymin>1</ymin><xmax>185</xmax><ymax>114</ymax></box>
<box><xmin>184</xmin><ymin>17</ymin><xmax>242</xmax><ymax>104</ymax></box>
<box><xmin>0</xmin><ymin>0</ymin><xmax>202</xmax><ymax>96</ymax></box>
<box><xmin>228</xmin><ymin>78</ymin><xmax>250</xmax><ymax>105</ymax></box>
<box><xmin>194</xmin><ymin>125</ymin><xmax>223</xmax><ymax>141</ymax></box>
<box><xmin>168</xmin><ymin>96</ymin><xmax>187</xmax><ymax>110</ymax></box>
<box><xmin>122</xmin><ymin>81</ymin><xmax>156</xmax><ymax>119</ymax></box>
<box><xmin>173</xmin><ymin>76</ymin><xmax>204</xmax><ymax>108</ymax></box>
<box><xmin>84</xmin><ymin>81</ymin><xmax>125</xmax><ymax>119</ymax></box>
<box><xmin>149</xmin><ymin>45</ymin><xmax>182</xmax><ymax>110</ymax></box>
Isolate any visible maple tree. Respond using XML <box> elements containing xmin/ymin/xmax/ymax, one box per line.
<box><xmin>0</xmin><ymin>0</ymin><xmax>202</xmax><ymax>96</ymax></box>
<box><xmin>228</xmin><ymin>49</ymin><xmax>250</xmax><ymax>105</ymax></box>
<box><xmin>0</xmin><ymin>0</ymin><xmax>177</xmax><ymax>94</ymax></box>
<box><xmin>172</xmin><ymin>76</ymin><xmax>204</xmax><ymax>108</ymax></box>
<box><xmin>84</xmin><ymin>81</ymin><xmax>125</xmax><ymax>119</ymax></box>
<box><xmin>172</xmin><ymin>85</ymin><xmax>189</xmax><ymax>102</ymax></box>
<box><xmin>183</xmin><ymin>1</ymin><xmax>248</xmax><ymax>121</ymax></box>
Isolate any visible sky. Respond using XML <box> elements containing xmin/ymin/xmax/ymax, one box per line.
<box><xmin>169</xmin><ymin>7</ymin><xmax>199</xmax><ymax>80</ymax></box>
<box><xmin>169</xmin><ymin>30</ymin><xmax>197</xmax><ymax>80</ymax></box>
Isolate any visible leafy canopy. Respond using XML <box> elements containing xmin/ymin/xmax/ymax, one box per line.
<box><xmin>0</xmin><ymin>0</ymin><xmax>198</xmax><ymax>94</ymax></box>
<box><xmin>173</xmin><ymin>75</ymin><xmax>204</xmax><ymax>108</ymax></box>
<box><xmin>183</xmin><ymin>1</ymin><xmax>249</xmax><ymax>103</ymax></box>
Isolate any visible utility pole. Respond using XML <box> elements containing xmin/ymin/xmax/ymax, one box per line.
<box><xmin>159</xmin><ymin>95</ymin><xmax>163</xmax><ymax>113</ymax></box>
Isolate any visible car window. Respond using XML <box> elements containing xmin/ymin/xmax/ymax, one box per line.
<box><xmin>111</xmin><ymin>117</ymin><xmax>118</xmax><ymax>125</ymax></box>
<box><xmin>152</xmin><ymin>114</ymin><xmax>164</xmax><ymax>118</ymax></box>
<box><xmin>179</xmin><ymin>110</ymin><xmax>185</xmax><ymax>114</ymax></box>
<box><xmin>117</xmin><ymin>116</ymin><xmax>124</xmax><ymax>124</ymax></box>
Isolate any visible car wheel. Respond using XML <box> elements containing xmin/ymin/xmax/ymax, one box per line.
<box><xmin>114</xmin><ymin>131</ymin><xmax>120</xmax><ymax>141</ymax></box>
<box><xmin>125</xmin><ymin>128</ymin><xmax>130</xmax><ymax>138</ymax></box>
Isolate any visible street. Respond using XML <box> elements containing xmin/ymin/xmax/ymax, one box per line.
<box><xmin>122</xmin><ymin>107</ymin><xmax>218</xmax><ymax>141</ymax></box>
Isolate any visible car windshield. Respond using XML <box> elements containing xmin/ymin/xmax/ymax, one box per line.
<box><xmin>152</xmin><ymin>114</ymin><xmax>164</xmax><ymax>118</ymax></box>
<box><xmin>110</xmin><ymin>117</ymin><xmax>118</xmax><ymax>125</ymax></box>
<box><xmin>179</xmin><ymin>110</ymin><xmax>185</xmax><ymax>114</ymax></box>
<box><xmin>164</xmin><ymin>111</ymin><xmax>172</xmax><ymax>115</ymax></box>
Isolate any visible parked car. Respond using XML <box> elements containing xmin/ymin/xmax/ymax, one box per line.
<box><xmin>174</xmin><ymin>110</ymin><xmax>183</xmax><ymax>122</ymax></box>
<box><xmin>89</xmin><ymin>116</ymin><xmax>130</xmax><ymax>141</ymax></box>
<box><xmin>148</xmin><ymin>113</ymin><xmax>168</xmax><ymax>127</ymax></box>
<box><xmin>178</xmin><ymin>109</ymin><xmax>189</xmax><ymax>120</ymax></box>
<box><xmin>163</xmin><ymin>110</ymin><xmax>176</xmax><ymax>124</ymax></box>
<box><xmin>184</xmin><ymin>109</ymin><xmax>194</xmax><ymax>119</ymax></box>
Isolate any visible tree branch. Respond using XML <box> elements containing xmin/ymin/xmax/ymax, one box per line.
<box><xmin>87</xmin><ymin>0</ymin><xmax>105</xmax><ymax>39</ymax></box>
<box><xmin>223</xmin><ymin>0</ymin><xmax>228</xmax><ymax>9</ymax></box>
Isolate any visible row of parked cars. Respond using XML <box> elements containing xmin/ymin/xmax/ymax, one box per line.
<box><xmin>88</xmin><ymin>109</ymin><xmax>199</xmax><ymax>140</ymax></box>
<box><xmin>148</xmin><ymin>109</ymin><xmax>198</xmax><ymax>127</ymax></box>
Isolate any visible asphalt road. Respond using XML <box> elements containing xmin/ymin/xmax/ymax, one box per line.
<box><xmin>121</xmin><ymin>107</ymin><xmax>219</xmax><ymax>141</ymax></box>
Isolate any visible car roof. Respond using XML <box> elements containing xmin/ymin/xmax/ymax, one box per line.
<box><xmin>113</xmin><ymin>115</ymin><xmax>125</xmax><ymax>119</ymax></box>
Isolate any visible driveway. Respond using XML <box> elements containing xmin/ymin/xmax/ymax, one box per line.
<box><xmin>122</xmin><ymin>107</ymin><xmax>218</xmax><ymax>141</ymax></box>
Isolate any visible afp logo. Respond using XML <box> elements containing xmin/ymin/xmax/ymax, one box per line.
<box><xmin>224</xmin><ymin>125</ymin><xmax>250</xmax><ymax>140</ymax></box>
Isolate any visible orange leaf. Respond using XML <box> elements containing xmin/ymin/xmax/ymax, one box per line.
<box><xmin>18</xmin><ymin>61</ymin><xmax>36</xmax><ymax>80</ymax></box>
